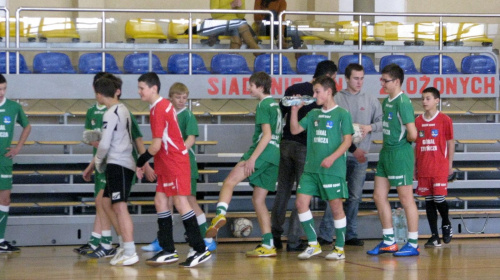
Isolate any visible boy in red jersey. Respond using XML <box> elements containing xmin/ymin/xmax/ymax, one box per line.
<box><xmin>414</xmin><ymin>87</ymin><xmax>454</xmax><ymax>247</ymax></box>
<box><xmin>136</xmin><ymin>72</ymin><xmax>211</xmax><ymax>268</ymax></box>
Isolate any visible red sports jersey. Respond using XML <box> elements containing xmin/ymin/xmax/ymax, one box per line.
<box><xmin>150</xmin><ymin>97</ymin><xmax>190</xmax><ymax>176</ymax></box>
<box><xmin>415</xmin><ymin>111</ymin><xmax>453</xmax><ymax>178</ymax></box>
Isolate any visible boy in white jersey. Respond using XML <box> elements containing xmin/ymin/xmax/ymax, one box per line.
<box><xmin>0</xmin><ymin>74</ymin><xmax>31</xmax><ymax>253</ymax></box>
<box><xmin>93</xmin><ymin>77</ymin><xmax>138</xmax><ymax>266</ymax></box>
<box><xmin>367</xmin><ymin>64</ymin><xmax>419</xmax><ymax>257</ymax></box>
<box><xmin>415</xmin><ymin>87</ymin><xmax>454</xmax><ymax>247</ymax></box>
<box><xmin>206</xmin><ymin>72</ymin><xmax>282</xmax><ymax>257</ymax></box>
<box><xmin>289</xmin><ymin>75</ymin><xmax>353</xmax><ymax>260</ymax></box>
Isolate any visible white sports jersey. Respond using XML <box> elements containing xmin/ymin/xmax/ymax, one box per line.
<box><xmin>96</xmin><ymin>103</ymin><xmax>136</xmax><ymax>171</ymax></box>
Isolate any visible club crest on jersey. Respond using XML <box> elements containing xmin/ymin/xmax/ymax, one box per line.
<box><xmin>325</xmin><ymin>121</ymin><xmax>333</xmax><ymax>129</ymax></box>
<box><xmin>387</xmin><ymin>112</ymin><xmax>393</xmax><ymax>120</ymax></box>
<box><xmin>3</xmin><ymin>116</ymin><xmax>11</xmax><ymax>124</ymax></box>
<box><xmin>91</xmin><ymin>119</ymin><xmax>96</xmax><ymax>126</ymax></box>
<box><xmin>431</xmin><ymin>129</ymin><xmax>438</xmax><ymax>137</ymax></box>
<box><xmin>314</xmin><ymin>120</ymin><xmax>319</xmax><ymax>127</ymax></box>
<box><xmin>419</xmin><ymin>131</ymin><xmax>424</xmax><ymax>138</ymax></box>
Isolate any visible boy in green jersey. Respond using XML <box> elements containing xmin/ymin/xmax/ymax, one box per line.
<box><xmin>289</xmin><ymin>75</ymin><xmax>353</xmax><ymax>261</ymax></box>
<box><xmin>0</xmin><ymin>74</ymin><xmax>31</xmax><ymax>253</ymax></box>
<box><xmin>206</xmin><ymin>72</ymin><xmax>282</xmax><ymax>257</ymax></box>
<box><xmin>367</xmin><ymin>64</ymin><xmax>419</xmax><ymax>257</ymax></box>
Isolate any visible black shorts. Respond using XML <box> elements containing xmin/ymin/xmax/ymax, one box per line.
<box><xmin>104</xmin><ymin>164</ymin><xmax>134</xmax><ymax>204</ymax></box>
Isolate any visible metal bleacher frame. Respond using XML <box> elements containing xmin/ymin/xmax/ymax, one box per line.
<box><xmin>2</xmin><ymin>7</ymin><xmax>500</xmax><ymax>245</ymax></box>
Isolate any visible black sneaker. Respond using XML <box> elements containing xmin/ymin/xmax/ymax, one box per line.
<box><xmin>345</xmin><ymin>238</ymin><xmax>365</xmax><ymax>246</ymax></box>
<box><xmin>317</xmin><ymin>237</ymin><xmax>333</xmax><ymax>246</ymax></box>
<box><xmin>273</xmin><ymin>235</ymin><xmax>283</xmax><ymax>250</ymax></box>
<box><xmin>286</xmin><ymin>240</ymin><xmax>308</xmax><ymax>252</ymax></box>
<box><xmin>442</xmin><ymin>224</ymin><xmax>453</xmax><ymax>244</ymax></box>
<box><xmin>0</xmin><ymin>241</ymin><xmax>20</xmax><ymax>253</ymax></box>
<box><xmin>86</xmin><ymin>245</ymin><xmax>116</xmax><ymax>258</ymax></box>
<box><xmin>73</xmin><ymin>244</ymin><xmax>92</xmax><ymax>255</ymax></box>
<box><xmin>424</xmin><ymin>235</ymin><xmax>442</xmax><ymax>248</ymax></box>
<box><xmin>179</xmin><ymin>249</ymin><xmax>211</xmax><ymax>267</ymax></box>
<box><xmin>146</xmin><ymin>250</ymin><xmax>179</xmax><ymax>267</ymax></box>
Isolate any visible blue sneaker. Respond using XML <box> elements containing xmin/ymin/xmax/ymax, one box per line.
<box><xmin>367</xmin><ymin>241</ymin><xmax>399</xmax><ymax>255</ymax></box>
<box><xmin>393</xmin><ymin>242</ymin><xmax>420</xmax><ymax>257</ymax></box>
<box><xmin>204</xmin><ymin>239</ymin><xmax>217</xmax><ymax>252</ymax></box>
<box><xmin>141</xmin><ymin>239</ymin><xmax>163</xmax><ymax>252</ymax></box>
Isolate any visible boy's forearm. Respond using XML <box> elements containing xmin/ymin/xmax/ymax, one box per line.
<box><xmin>184</xmin><ymin>135</ymin><xmax>196</xmax><ymax>150</ymax></box>
<box><xmin>328</xmin><ymin>135</ymin><xmax>352</xmax><ymax>162</ymax></box>
<box><xmin>249</xmin><ymin>125</ymin><xmax>271</xmax><ymax>161</ymax></box>
<box><xmin>16</xmin><ymin>124</ymin><xmax>31</xmax><ymax>149</ymax></box>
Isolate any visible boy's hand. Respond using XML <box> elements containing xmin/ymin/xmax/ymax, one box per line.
<box><xmin>82</xmin><ymin>164</ymin><xmax>93</xmax><ymax>182</ymax></box>
<box><xmin>358</xmin><ymin>124</ymin><xmax>372</xmax><ymax>137</ymax></box>
<box><xmin>352</xmin><ymin>147</ymin><xmax>367</xmax><ymax>163</ymax></box>
<box><xmin>244</xmin><ymin>158</ymin><xmax>256</xmax><ymax>177</ymax></box>
<box><xmin>136</xmin><ymin>167</ymin><xmax>144</xmax><ymax>180</ymax></box>
<box><xmin>320</xmin><ymin>155</ymin><xmax>335</xmax><ymax>169</ymax></box>
<box><xmin>4</xmin><ymin>146</ymin><xmax>21</xmax><ymax>159</ymax></box>
<box><xmin>447</xmin><ymin>171</ymin><xmax>456</xmax><ymax>182</ymax></box>
<box><xmin>143</xmin><ymin>163</ymin><xmax>157</xmax><ymax>182</ymax></box>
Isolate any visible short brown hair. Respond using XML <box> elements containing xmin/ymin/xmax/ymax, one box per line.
<box><xmin>249</xmin><ymin>71</ymin><xmax>272</xmax><ymax>94</ymax></box>
<box><xmin>169</xmin><ymin>82</ymin><xmax>189</xmax><ymax>98</ymax></box>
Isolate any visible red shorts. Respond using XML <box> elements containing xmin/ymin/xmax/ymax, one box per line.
<box><xmin>156</xmin><ymin>173</ymin><xmax>191</xmax><ymax>197</ymax></box>
<box><xmin>416</xmin><ymin>177</ymin><xmax>448</xmax><ymax>196</ymax></box>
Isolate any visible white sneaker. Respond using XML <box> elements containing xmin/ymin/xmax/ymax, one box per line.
<box><xmin>298</xmin><ymin>244</ymin><xmax>322</xmax><ymax>260</ymax></box>
<box><xmin>179</xmin><ymin>249</ymin><xmax>211</xmax><ymax>267</ymax></box>
<box><xmin>110</xmin><ymin>249</ymin><xmax>139</xmax><ymax>266</ymax></box>
<box><xmin>325</xmin><ymin>247</ymin><xmax>345</xmax><ymax>260</ymax></box>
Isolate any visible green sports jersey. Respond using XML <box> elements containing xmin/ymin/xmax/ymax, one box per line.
<box><xmin>299</xmin><ymin>105</ymin><xmax>353</xmax><ymax>177</ymax></box>
<box><xmin>381</xmin><ymin>92</ymin><xmax>415</xmax><ymax>148</ymax></box>
<box><xmin>242</xmin><ymin>96</ymin><xmax>282</xmax><ymax>166</ymax></box>
<box><xmin>176</xmin><ymin>108</ymin><xmax>199</xmax><ymax>179</ymax></box>
<box><xmin>0</xmin><ymin>99</ymin><xmax>29</xmax><ymax>166</ymax></box>
<box><xmin>84</xmin><ymin>103</ymin><xmax>143</xmax><ymax>158</ymax></box>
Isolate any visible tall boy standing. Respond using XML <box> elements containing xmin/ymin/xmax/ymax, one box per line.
<box><xmin>415</xmin><ymin>87</ymin><xmax>454</xmax><ymax>247</ymax></box>
<box><xmin>289</xmin><ymin>75</ymin><xmax>353</xmax><ymax>260</ymax></box>
<box><xmin>367</xmin><ymin>63</ymin><xmax>419</xmax><ymax>257</ymax></box>
<box><xmin>136</xmin><ymin>73</ymin><xmax>211</xmax><ymax>268</ymax></box>
<box><xmin>0</xmin><ymin>74</ymin><xmax>31</xmax><ymax>253</ymax></box>
<box><xmin>205</xmin><ymin>72</ymin><xmax>282</xmax><ymax>257</ymax></box>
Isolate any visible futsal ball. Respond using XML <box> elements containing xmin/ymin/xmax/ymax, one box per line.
<box><xmin>352</xmin><ymin>123</ymin><xmax>364</xmax><ymax>144</ymax></box>
<box><xmin>231</xmin><ymin>218</ymin><xmax>253</xmax><ymax>238</ymax></box>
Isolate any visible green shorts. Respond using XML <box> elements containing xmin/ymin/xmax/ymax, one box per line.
<box><xmin>94</xmin><ymin>171</ymin><xmax>107</xmax><ymax>197</ymax></box>
<box><xmin>297</xmin><ymin>172</ymin><xmax>348</xmax><ymax>201</ymax></box>
<box><xmin>376</xmin><ymin>144</ymin><xmax>414</xmax><ymax>187</ymax></box>
<box><xmin>191</xmin><ymin>177</ymin><xmax>197</xmax><ymax>196</ymax></box>
<box><xmin>0</xmin><ymin>165</ymin><xmax>13</xmax><ymax>190</ymax></box>
<box><xmin>248</xmin><ymin>161</ymin><xmax>278</xmax><ymax>192</ymax></box>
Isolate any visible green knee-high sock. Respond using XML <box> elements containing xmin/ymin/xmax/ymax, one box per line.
<box><xmin>88</xmin><ymin>232</ymin><xmax>101</xmax><ymax>249</ymax></box>
<box><xmin>298</xmin><ymin>210</ymin><xmax>317</xmax><ymax>244</ymax></box>
<box><xmin>262</xmin><ymin>233</ymin><xmax>273</xmax><ymax>247</ymax></box>
<box><xmin>197</xmin><ymin>214</ymin><xmax>208</xmax><ymax>237</ymax></box>
<box><xmin>215</xmin><ymin>202</ymin><xmax>228</xmax><ymax>216</ymax></box>
<box><xmin>101</xmin><ymin>230</ymin><xmax>113</xmax><ymax>250</ymax></box>
<box><xmin>0</xmin><ymin>206</ymin><xmax>9</xmax><ymax>240</ymax></box>
<box><xmin>334</xmin><ymin>217</ymin><xmax>347</xmax><ymax>249</ymax></box>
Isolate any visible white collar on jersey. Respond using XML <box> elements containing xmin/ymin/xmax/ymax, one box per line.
<box><xmin>422</xmin><ymin>110</ymin><xmax>440</xmax><ymax>122</ymax></box>
<box><xmin>0</xmin><ymin>98</ymin><xmax>6</xmax><ymax>107</ymax></box>
<box><xmin>176</xmin><ymin>107</ymin><xmax>187</xmax><ymax>115</ymax></box>
<box><xmin>150</xmin><ymin>96</ymin><xmax>163</xmax><ymax>109</ymax></box>
<box><xmin>321</xmin><ymin>104</ymin><xmax>338</xmax><ymax>113</ymax></box>
<box><xmin>96</xmin><ymin>103</ymin><xmax>106</xmax><ymax>110</ymax></box>
<box><xmin>388</xmin><ymin>91</ymin><xmax>404</xmax><ymax>103</ymax></box>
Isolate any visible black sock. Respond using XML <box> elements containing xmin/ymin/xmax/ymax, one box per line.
<box><xmin>425</xmin><ymin>198</ymin><xmax>439</xmax><ymax>236</ymax></box>
<box><xmin>182</xmin><ymin>210</ymin><xmax>205</xmax><ymax>253</ymax></box>
<box><xmin>435</xmin><ymin>200</ymin><xmax>451</xmax><ymax>226</ymax></box>
<box><xmin>157</xmin><ymin>211</ymin><xmax>175</xmax><ymax>252</ymax></box>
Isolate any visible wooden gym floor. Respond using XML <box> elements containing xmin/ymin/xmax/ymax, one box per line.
<box><xmin>1</xmin><ymin>238</ymin><xmax>500</xmax><ymax>279</ymax></box>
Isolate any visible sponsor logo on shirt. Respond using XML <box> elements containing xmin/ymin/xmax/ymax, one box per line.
<box><xmin>387</xmin><ymin>112</ymin><xmax>393</xmax><ymax>120</ymax></box>
<box><xmin>326</xmin><ymin>121</ymin><xmax>333</xmax><ymax>129</ymax></box>
<box><xmin>419</xmin><ymin>131</ymin><xmax>424</xmax><ymax>138</ymax></box>
<box><xmin>431</xmin><ymin>129</ymin><xmax>438</xmax><ymax>137</ymax></box>
<box><xmin>3</xmin><ymin>116</ymin><xmax>11</xmax><ymax>124</ymax></box>
<box><xmin>112</xmin><ymin>192</ymin><xmax>121</xmax><ymax>200</ymax></box>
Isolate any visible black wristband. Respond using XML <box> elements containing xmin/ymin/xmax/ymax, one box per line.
<box><xmin>348</xmin><ymin>143</ymin><xmax>357</xmax><ymax>153</ymax></box>
<box><xmin>137</xmin><ymin>150</ymin><xmax>153</xmax><ymax>167</ymax></box>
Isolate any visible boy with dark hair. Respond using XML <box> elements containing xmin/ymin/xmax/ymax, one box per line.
<box><xmin>0</xmin><ymin>74</ymin><xmax>31</xmax><ymax>253</ymax></box>
<box><xmin>415</xmin><ymin>87</ymin><xmax>454</xmax><ymax>247</ymax></box>
<box><xmin>136</xmin><ymin>72</ymin><xmax>211</xmax><ymax>268</ymax></box>
<box><xmin>367</xmin><ymin>63</ymin><xmax>419</xmax><ymax>257</ymax></box>
<box><xmin>93</xmin><ymin>77</ymin><xmax>138</xmax><ymax>265</ymax></box>
<box><xmin>289</xmin><ymin>75</ymin><xmax>353</xmax><ymax>260</ymax></box>
<box><xmin>205</xmin><ymin>71</ymin><xmax>282</xmax><ymax>257</ymax></box>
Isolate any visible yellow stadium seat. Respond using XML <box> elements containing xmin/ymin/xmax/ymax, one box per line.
<box><xmin>38</xmin><ymin>17</ymin><xmax>80</xmax><ymax>42</ymax></box>
<box><xmin>0</xmin><ymin>18</ymin><xmax>36</xmax><ymax>42</ymax></box>
<box><xmin>446</xmin><ymin>22</ymin><xmax>493</xmax><ymax>46</ymax></box>
<box><xmin>167</xmin><ymin>19</ymin><xmax>207</xmax><ymax>43</ymax></box>
<box><xmin>125</xmin><ymin>18</ymin><xmax>168</xmax><ymax>43</ymax></box>
<box><xmin>413</xmin><ymin>21</ymin><xmax>448</xmax><ymax>46</ymax></box>
<box><xmin>374</xmin><ymin>21</ymin><xmax>414</xmax><ymax>42</ymax></box>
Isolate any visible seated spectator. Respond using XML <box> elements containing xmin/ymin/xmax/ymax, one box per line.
<box><xmin>253</xmin><ymin>0</ymin><xmax>289</xmax><ymax>48</ymax></box>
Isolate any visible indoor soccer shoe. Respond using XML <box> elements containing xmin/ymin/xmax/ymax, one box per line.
<box><xmin>298</xmin><ymin>243</ymin><xmax>322</xmax><ymax>260</ymax></box>
<box><xmin>205</xmin><ymin>214</ymin><xmax>227</xmax><ymax>238</ymax></box>
<box><xmin>110</xmin><ymin>249</ymin><xmax>139</xmax><ymax>266</ymax></box>
<box><xmin>366</xmin><ymin>241</ymin><xmax>398</xmax><ymax>255</ymax></box>
<box><xmin>141</xmin><ymin>239</ymin><xmax>163</xmax><ymax>252</ymax></box>
<box><xmin>179</xmin><ymin>249</ymin><xmax>212</xmax><ymax>267</ymax></box>
<box><xmin>205</xmin><ymin>239</ymin><xmax>217</xmax><ymax>251</ymax></box>
<box><xmin>442</xmin><ymin>224</ymin><xmax>453</xmax><ymax>244</ymax></box>
<box><xmin>73</xmin><ymin>243</ymin><xmax>92</xmax><ymax>255</ymax></box>
<box><xmin>0</xmin><ymin>241</ymin><xmax>20</xmax><ymax>253</ymax></box>
<box><xmin>146</xmin><ymin>250</ymin><xmax>179</xmax><ymax>266</ymax></box>
<box><xmin>245</xmin><ymin>245</ymin><xmax>277</xmax><ymax>257</ymax></box>
<box><xmin>424</xmin><ymin>235</ymin><xmax>442</xmax><ymax>248</ymax></box>
<box><xmin>393</xmin><ymin>242</ymin><xmax>420</xmax><ymax>257</ymax></box>
<box><xmin>86</xmin><ymin>245</ymin><xmax>116</xmax><ymax>258</ymax></box>
<box><xmin>325</xmin><ymin>247</ymin><xmax>345</xmax><ymax>260</ymax></box>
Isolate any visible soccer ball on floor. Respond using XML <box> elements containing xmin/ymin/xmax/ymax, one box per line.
<box><xmin>352</xmin><ymin>123</ymin><xmax>364</xmax><ymax>144</ymax></box>
<box><xmin>231</xmin><ymin>218</ymin><xmax>253</xmax><ymax>238</ymax></box>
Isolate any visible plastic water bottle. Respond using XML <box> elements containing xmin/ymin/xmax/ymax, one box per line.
<box><xmin>392</xmin><ymin>208</ymin><xmax>408</xmax><ymax>244</ymax></box>
<box><xmin>281</xmin><ymin>95</ymin><xmax>317</xmax><ymax>106</ymax></box>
